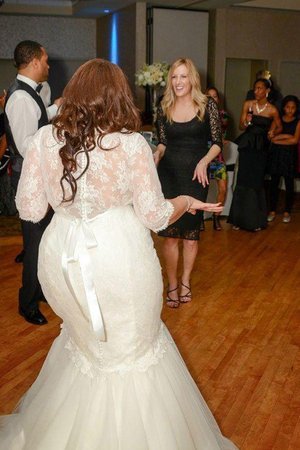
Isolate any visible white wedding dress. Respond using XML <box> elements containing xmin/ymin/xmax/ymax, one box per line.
<box><xmin>0</xmin><ymin>126</ymin><xmax>238</xmax><ymax>450</ymax></box>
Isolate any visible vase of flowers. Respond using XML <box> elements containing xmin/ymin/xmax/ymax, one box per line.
<box><xmin>135</xmin><ymin>62</ymin><xmax>169</xmax><ymax>121</ymax></box>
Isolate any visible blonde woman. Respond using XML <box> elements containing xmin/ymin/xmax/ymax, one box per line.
<box><xmin>154</xmin><ymin>58</ymin><xmax>222</xmax><ymax>308</ymax></box>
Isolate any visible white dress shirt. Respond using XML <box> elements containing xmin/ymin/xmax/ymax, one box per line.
<box><xmin>5</xmin><ymin>74</ymin><xmax>58</xmax><ymax>157</ymax></box>
<box><xmin>40</xmin><ymin>81</ymin><xmax>51</xmax><ymax>108</ymax></box>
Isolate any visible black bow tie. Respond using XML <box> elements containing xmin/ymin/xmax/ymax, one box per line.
<box><xmin>36</xmin><ymin>84</ymin><xmax>43</xmax><ymax>93</ymax></box>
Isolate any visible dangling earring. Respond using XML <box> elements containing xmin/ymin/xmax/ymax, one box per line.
<box><xmin>266</xmin><ymin>92</ymin><xmax>269</xmax><ymax>98</ymax></box>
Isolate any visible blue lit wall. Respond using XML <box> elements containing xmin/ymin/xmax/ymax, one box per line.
<box><xmin>97</xmin><ymin>4</ymin><xmax>140</xmax><ymax>99</ymax></box>
<box><xmin>109</xmin><ymin>13</ymin><xmax>119</xmax><ymax>64</ymax></box>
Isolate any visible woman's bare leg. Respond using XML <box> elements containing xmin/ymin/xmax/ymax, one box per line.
<box><xmin>216</xmin><ymin>179</ymin><xmax>227</xmax><ymax>210</ymax></box>
<box><xmin>180</xmin><ymin>239</ymin><xmax>198</xmax><ymax>301</ymax></box>
<box><xmin>163</xmin><ymin>237</ymin><xmax>180</xmax><ymax>307</ymax></box>
<box><xmin>214</xmin><ymin>179</ymin><xmax>227</xmax><ymax>230</ymax></box>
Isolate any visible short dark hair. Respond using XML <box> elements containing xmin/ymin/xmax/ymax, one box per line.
<box><xmin>14</xmin><ymin>40</ymin><xmax>43</xmax><ymax>69</ymax></box>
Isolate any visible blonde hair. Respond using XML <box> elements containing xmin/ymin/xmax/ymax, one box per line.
<box><xmin>161</xmin><ymin>58</ymin><xmax>207</xmax><ymax>122</ymax></box>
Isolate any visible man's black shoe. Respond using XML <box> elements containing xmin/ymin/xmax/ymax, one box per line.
<box><xmin>15</xmin><ymin>249</ymin><xmax>25</xmax><ymax>263</ymax></box>
<box><xmin>39</xmin><ymin>294</ymin><xmax>48</xmax><ymax>303</ymax></box>
<box><xmin>19</xmin><ymin>307</ymin><xmax>48</xmax><ymax>325</ymax></box>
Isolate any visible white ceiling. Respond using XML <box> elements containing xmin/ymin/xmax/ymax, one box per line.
<box><xmin>0</xmin><ymin>0</ymin><xmax>300</xmax><ymax>17</ymax></box>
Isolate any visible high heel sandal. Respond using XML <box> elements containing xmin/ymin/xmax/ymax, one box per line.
<box><xmin>166</xmin><ymin>286</ymin><xmax>180</xmax><ymax>309</ymax></box>
<box><xmin>213</xmin><ymin>213</ymin><xmax>222</xmax><ymax>231</ymax></box>
<box><xmin>179</xmin><ymin>282</ymin><xmax>192</xmax><ymax>303</ymax></box>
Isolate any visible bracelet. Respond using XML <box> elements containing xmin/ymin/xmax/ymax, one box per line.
<box><xmin>183</xmin><ymin>195</ymin><xmax>192</xmax><ymax>212</ymax></box>
<box><xmin>244</xmin><ymin>120</ymin><xmax>251</xmax><ymax>127</ymax></box>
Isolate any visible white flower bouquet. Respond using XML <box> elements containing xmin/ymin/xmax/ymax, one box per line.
<box><xmin>135</xmin><ymin>62</ymin><xmax>169</xmax><ymax>88</ymax></box>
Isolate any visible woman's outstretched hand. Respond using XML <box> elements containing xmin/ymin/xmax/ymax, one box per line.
<box><xmin>192</xmin><ymin>158</ymin><xmax>209</xmax><ymax>187</ymax></box>
<box><xmin>188</xmin><ymin>199</ymin><xmax>223</xmax><ymax>215</ymax></box>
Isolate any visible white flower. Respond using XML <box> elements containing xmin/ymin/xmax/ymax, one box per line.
<box><xmin>135</xmin><ymin>62</ymin><xmax>169</xmax><ymax>88</ymax></box>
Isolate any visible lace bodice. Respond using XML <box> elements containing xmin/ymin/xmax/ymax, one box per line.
<box><xmin>16</xmin><ymin>125</ymin><xmax>173</xmax><ymax>232</ymax></box>
<box><xmin>156</xmin><ymin>97</ymin><xmax>223</xmax><ymax>149</ymax></box>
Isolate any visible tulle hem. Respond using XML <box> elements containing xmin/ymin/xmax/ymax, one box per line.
<box><xmin>0</xmin><ymin>327</ymin><xmax>238</xmax><ymax>450</ymax></box>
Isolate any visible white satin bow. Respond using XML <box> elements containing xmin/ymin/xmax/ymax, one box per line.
<box><xmin>61</xmin><ymin>216</ymin><xmax>106</xmax><ymax>341</ymax></box>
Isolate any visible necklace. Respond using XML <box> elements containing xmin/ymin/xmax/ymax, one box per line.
<box><xmin>255</xmin><ymin>101</ymin><xmax>268</xmax><ymax>114</ymax></box>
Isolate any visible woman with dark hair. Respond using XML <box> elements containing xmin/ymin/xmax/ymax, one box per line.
<box><xmin>154</xmin><ymin>58</ymin><xmax>223</xmax><ymax>308</ymax></box>
<box><xmin>0</xmin><ymin>59</ymin><xmax>237</xmax><ymax>450</ymax></box>
<box><xmin>228</xmin><ymin>78</ymin><xmax>282</xmax><ymax>231</ymax></box>
<box><xmin>205</xmin><ymin>86</ymin><xmax>229</xmax><ymax>230</ymax></box>
<box><xmin>267</xmin><ymin>95</ymin><xmax>300</xmax><ymax>223</ymax></box>
<box><xmin>245</xmin><ymin>70</ymin><xmax>282</xmax><ymax>109</ymax></box>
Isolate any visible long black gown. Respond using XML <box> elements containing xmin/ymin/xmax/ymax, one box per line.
<box><xmin>156</xmin><ymin>97</ymin><xmax>222</xmax><ymax>240</ymax></box>
<box><xmin>228</xmin><ymin>115</ymin><xmax>272</xmax><ymax>231</ymax></box>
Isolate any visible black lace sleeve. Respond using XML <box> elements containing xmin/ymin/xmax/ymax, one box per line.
<box><xmin>207</xmin><ymin>97</ymin><xmax>222</xmax><ymax>149</ymax></box>
<box><xmin>156</xmin><ymin>105</ymin><xmax>167</xmax><ymax>146</ymax></box>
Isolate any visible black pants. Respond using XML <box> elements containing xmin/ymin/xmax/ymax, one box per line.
<box><xmin>11</xmin><ymin>169</ymin><xmax>24</xmax><ymax>251</ymax></box>
<box><xmin>270</xmin><ymin>174</ymin><xmax>294</xmax><ymax>213</ymax></box>
<box><xmin>19</xmin><ymin>210</ymin><xmax>53</xmax><ymax>312</ymax></box>
<box><xmin>12</xmin><ymin>169</ymin><xmax>54</xmax><ymax>312</ymax></box>
<box><xmin>11</xmin><ymin>169</ymin><xmax>21</xmax><ymax>195</ymax></box>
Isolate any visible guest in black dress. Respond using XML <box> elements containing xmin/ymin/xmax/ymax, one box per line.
<box><xmin>228</xmin><ymin>78</ymin><xmax>281</xmax><ymax>232</ymax></box>
<box><xmin>267</xmin><ymin>95</ymin><xmax>300</xmax><ymax>224</ymax></box>
<box><xmin>246</xmin><ymin>69</ymin><xmax>283</xmax><ymax>110</ymax></box>
<box><xmin>154</xmin><ymin>58</ymin><xmax>222</xmax><ymax>308</ymax></box>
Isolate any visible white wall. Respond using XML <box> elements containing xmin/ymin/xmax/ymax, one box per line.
<box><xmin>152</xmin><ymin>8</ymin><xmax>209</xmax><ymax>84</ymax></box>
<box><xmin>211</xmin><ymin>7</ymin><xmax>300</xmax><ymax>97</ymax></box>
<box><xmin>209</xmin><ymin>6</ymin><xmax>300</xmax><ymax>139</ymax></box>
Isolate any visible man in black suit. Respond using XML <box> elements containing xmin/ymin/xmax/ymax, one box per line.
<box><xmin>4</xmin><ymin>40</ymin><xmax>62</xmax><ymax>325</ymax></box>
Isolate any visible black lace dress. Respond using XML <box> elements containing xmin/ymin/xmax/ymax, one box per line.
<box><xmin>156</xmin><ymin>97</ymin><xmax>222</xmax><ymax>240</ymax></box>
<box><xmin>228</xmin><ymin>115</ymin><xmax>272</xmax><ymax>231</ymax></box>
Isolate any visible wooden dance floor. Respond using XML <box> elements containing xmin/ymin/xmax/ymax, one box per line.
<box><xmin>1</xmin><ymin>204</ymin><xmax>300</xmax><ymax>450</ymax></box>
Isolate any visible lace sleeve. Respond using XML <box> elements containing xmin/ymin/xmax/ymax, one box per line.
<box><xmin>207</xmin><ymin>97</ymin><xmax>223</xmax><ymax>149</ymax></box>
<box><xmin>15</xmin><ymin>129</ymin><xmax>49</xmax><ymax>223</ymax></box>
<box><xmin>129</xmin><ymin>133</ymin><xmax>173</xmax><ymax>232</ymax></box>
<box><xmin>156</xmin><ymin>105</ymin><xmax>167</xmax><ymax>145</ymax></box>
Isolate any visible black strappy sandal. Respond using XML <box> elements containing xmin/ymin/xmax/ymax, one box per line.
<box><xmin>166</xmin><ymin>286</ymin><xmax>180</xmax><ymax>309</ymax></box>
<box><xmin>179</xmin><ymin>282</ymin><xmax>192</xmax><ymax>303</ymax></box>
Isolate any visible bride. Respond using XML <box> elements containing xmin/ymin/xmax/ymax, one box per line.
<box><xmin>0</xmin><ymin>59</ymin><xmax>238</xmax><ymax>450</ymax></box>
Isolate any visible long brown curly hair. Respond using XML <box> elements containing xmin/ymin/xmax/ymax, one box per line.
<box><xmin>53</xmin><ymin>58</ymin><xmax>141</xmax><ymax>203</ymax></box>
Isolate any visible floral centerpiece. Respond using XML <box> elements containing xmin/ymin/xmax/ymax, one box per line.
<box><xmin>135</xmin><ymin>62</ymin><xmax>169</xmax><ymax>88</ymax></box>
<box><xmin>135</xmin><ymin>62</ymin><xmax>169</xmax><ymax>121</ymax></box>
